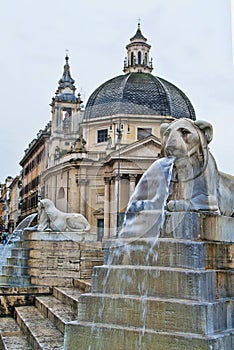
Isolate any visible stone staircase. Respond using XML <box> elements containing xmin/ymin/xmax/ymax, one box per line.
<box><xmin>0</xmin><ymin>230</ymin><xmax>103</xmax><ymax>288</ymax></box>
<box><xmin>0</xmin><ymin>244</ymin><xmax>31</xmax><ymax>286</ymax></box>
<box><xmin>64</xmin><ymin>212</ymin><xmax>234</xmax><ymax>349</ymax></box>
<box><xmin>0</xmin><ymin>281</ymin><xmax>90</xmax><ymax>350</ymax></box>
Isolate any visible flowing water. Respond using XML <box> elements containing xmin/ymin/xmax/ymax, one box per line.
<box><xmin>89</xmin><ymin>157</ymin><xmax>175</xmax><ymax>348</ymax></box>
<box><xmin>0</xmin><ymin>213</ymin><xmax>37</xmax><ymax>273</ymax></box>
<box><xmin>119</xmin><ymin>156</ymin><xmax>174</xmax><ymax>239</ymax></box>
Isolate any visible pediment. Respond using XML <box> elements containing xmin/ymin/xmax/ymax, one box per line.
<box><xmin>93</xmin><ymin>208</ymin><xmax>104</xmax><ymax>216</ymax></box>
<box><xmin>106</xmin><ymin>135</ymin><xmax>161</xmax><ymax>161</ymax></box>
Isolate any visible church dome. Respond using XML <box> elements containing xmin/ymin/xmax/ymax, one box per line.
<box><xmin>84</xmin><ymin>72</ymin><xmax>196</xmax><ymax>120</ymax></box>
<box><xmin>84</xmin><ymin>24</ymin><xmax>196</xmax><ymax>121</ymax></box>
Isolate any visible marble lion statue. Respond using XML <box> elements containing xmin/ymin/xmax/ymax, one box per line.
<box><xmin>37</xmin><ymin>199</ymin><xmax>91</xmax><ymax>232</ymax></box>
<box><xmin>160</xmin><ymin>118</ymin><xmax>234</xmax><ymax>216</ymax></box>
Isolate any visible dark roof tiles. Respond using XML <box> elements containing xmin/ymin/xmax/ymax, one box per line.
<box><xmin>84</xmin><ymin>73</ymin><xmax>196</xmax><ymax>120</ymax></box>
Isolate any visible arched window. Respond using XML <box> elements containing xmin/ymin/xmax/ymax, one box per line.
<box><xmin>58</xmin><ymin>187</ymin><xmax>65</xmax><ymax>199</ymax></box>
<box><xmin>145</xmin><ymin>53</ymin><xmax>148</xmax><ymax>65</ymax></box>
<box><xmin>131</xmin><ymin>52</ymin><xmax>134</xmax><ymax>66</ymax></box>
<box><xmin>138</xmin><ymin>51</ymin><xmax>142</xmax><ymax>64</ymax></box>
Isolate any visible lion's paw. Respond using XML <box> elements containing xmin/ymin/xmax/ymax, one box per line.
<box><xmin>167</xmin><ymin>200</ymin><xmax>190</xmax><ymax>212</ymax></box>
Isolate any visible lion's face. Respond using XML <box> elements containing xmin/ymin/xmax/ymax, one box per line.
<box><xmin>160</xmin><ymin>119</ymin><xmax>213</xmax><ymax>160</ymax></box>
<box><xmin>161</xmin><ymin>119</ymin><xmax>202</xmax><ymax>160</ymax></box>
<box><xmin>38</xmin><ymin>199</ymin><xmax>55</xmax><ymax>216</ymax></box>
<box><xmin>160</xmin><ymin>119</ymin><xmax>213</xmax><ymax>181</ymax></box>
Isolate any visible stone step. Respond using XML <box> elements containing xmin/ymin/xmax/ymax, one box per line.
<box><xmin>15</xmin><ymin>306</ymin><xmax>64</xmax><ymax>350</ymax></box>
<box><xmin>14</xmin><ymin>241</ymin><xmax>22</xmax><ymax>248</ymax></box>
<box><xmin>0</xmin><ymin>275</ymin><xmax>31</xmax><ymax>286</ymax></box>
<box><xmin>35</xmin><ymin>295</ymin><xmax>77</xmax><ymax>334</ymax></box>
<box><xmin>2</xmin><ymin>265</ymin><xmax>29</xmax><ymax>276</ymax></box>
<box><xmin>53</xmin><ymin>287</ymin><xmax>82</xmax><ymax>314</ymax></box>
<box><xmin>64</xmin><ymin>320</ymin><xmax>234</xmax><ymax>350</ymax></box>
<box><xmin>0</xmin><ymin>334</ymin><xmax>33</xmax><ymax>350</ymax></box>
<box><xmin>73</xmin><ymin>279</ymin><xmax>91</xmax><ymax>292</ymax></box>
<box><xmin>105</xmin><ymin>238</ymin><xmax>234</xmax><ymax>270</ymax></box>
<box><xmin>77</xmin><ymin>293</ymin><xmax>233</xmax><ymax>335</ymax></box>
<box><xmin>10</xmin><ymin>248</ymin><xmax>30</xmax><ymax>258</ymax></box>
<box><xmin>0</xmin><ymin>317</ymin><xmax>33</xmax><ymax>350</ymax></box>
<box><xmin>0</xmin><ymin>316</ymin><xmax>23</xmax><ymax>335</ymax></box>
<box><xmin>216</xmin><ymin>270</ymin><xmax>234</xmax><ymax>299</ymax></box>
<box><xmin>6</xmin><ymin>257</ymin><xmax>28</xmax><ymax>267</ymax></box>
<box><xmin>92</xmin><ymin>265</ymin><xmax>216</xmax><ymax>302</ymax></box>
<box><xmin>0</xmin><ymin>285</ymin><xmax>51</xmax><ymax>316</ymax></box>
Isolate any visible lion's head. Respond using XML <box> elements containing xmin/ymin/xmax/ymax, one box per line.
<box><xmin>38</xmin><ymin>199</ymin><xmax>55</xmax><ymax>212</ymax></box>
<box><xmin>160</xmin><ymin>119</ymin><xmax>213</xmax><ymax>181</ymax></box>
<box><xmin>37</xmin><ymin>199</ymin><xmax>56</xmax><ymax>231</ymax></box>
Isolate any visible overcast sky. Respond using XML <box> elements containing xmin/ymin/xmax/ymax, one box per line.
<box><xmin>0</xmin><ymin>0</ymin><xmax>233</xmax><ymax>182</ymax></box>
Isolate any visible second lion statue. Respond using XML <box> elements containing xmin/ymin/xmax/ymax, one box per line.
<box><xmin>37</xmin><ymin>199</ymin><xmax>91</xmax><ymax>232</ymax></box>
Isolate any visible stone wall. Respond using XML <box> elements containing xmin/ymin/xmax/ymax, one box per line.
<box><xmin>1</xmin><ymin>230</ymin><xmax>104</xmax><ymax>288</ymax></box>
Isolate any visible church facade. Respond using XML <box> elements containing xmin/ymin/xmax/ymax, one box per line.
<box><xmin>21</xmin><ymin>24</ymin><xmax>196</xmax><ymax>240</ymax></box>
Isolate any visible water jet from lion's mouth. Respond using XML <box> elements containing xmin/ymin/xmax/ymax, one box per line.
<box><xmin>119</xmin><ymin>157</ymin><xmax>174</xmax><ymax>239</ymax></box>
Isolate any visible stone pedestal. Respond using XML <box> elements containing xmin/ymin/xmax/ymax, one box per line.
<box><xmin>64</xmin><ymin>212</ymin><xmax>234</xmax><ymax>349</ymax></box>
<box><xmin>0</xmin><ymin>230</ymin><xmax>104</xmax><ymax>287</ymax></box>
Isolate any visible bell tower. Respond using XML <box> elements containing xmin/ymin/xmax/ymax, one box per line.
<box><xmin>123</xmin><ymin>23</ymin><xmax>153</xmax><ymax>74</ymax></box>
<box><xmin>50</xmin><ymin>54</ymin><xmax>82</xmax><ymax>136</ymax></box>
<box><xmin>47</xmin><ymin>54</ymin><xmax>83</xmax><ymax>167</ymax></box>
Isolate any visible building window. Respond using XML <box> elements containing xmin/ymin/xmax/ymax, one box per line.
<box><xmin>138</xmin><ymin>51</ymin><xmax>142</xmax><ymax>64</ymax></box>
<box><xmin>131</xmin><ymin>52</ymin><xmax>134</xmax><ymax>66</ymax></box>
<box><xmin>97</xmin><ymin>219</ymin><xmax>104</xmax><ymax>242</ymax></box>
<box><xmin>97</xmin><ymin>129</ymin><xmax>108</xmax><ymax>143</ymax></box>
<box><xmin>137</xmin><ymin>128</ymin><xmax>152</xmax><ymax>140</ymax></box>
<box><xmin>63</xmin><ymin>107</ymin><xmax>72</xmax><ymax>133</ymax></box>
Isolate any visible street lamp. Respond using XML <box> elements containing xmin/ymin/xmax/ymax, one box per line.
<box><xmin>116</xmin><ymin>120</ymin><xmax>122</xmax><ymax>237</ymax></box>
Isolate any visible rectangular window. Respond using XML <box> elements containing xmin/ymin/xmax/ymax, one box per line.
<box><xmin>137</xmin><ymin>128</ymin><xmax>152</xmax><ymax>140</ymax></box>
<box><xmin>63</xmin><ymin>107</ymin><xmax>72</xmax><ymax>117</ymax></box>
<box><xmin>97</xmin><ymin>129</ymin><xmax>108</xmax><ymax>143</ymax></box>
<box><xmin>97</xmin><ymin>219</ymin><xmax>104</xmax><ymax>242</ymax></box>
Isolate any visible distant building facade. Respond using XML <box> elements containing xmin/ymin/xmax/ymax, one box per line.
<box><xmin>0</xmin><ymin>176</ymin><xmax>13</xmax><ymax>231</ymax></box>
<box><xmin>19</xmin><ymin>125</ymin><xmax>51</xmax><ymax>219</ymax></box>
<box><xmin>8</xmin><ymin>176</ymin><xmax>21</xmax><ymax>230</ymax></box>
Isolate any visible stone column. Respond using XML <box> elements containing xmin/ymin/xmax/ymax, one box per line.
<box><xmin>129</xmin><ymin>174</ymin><xmax>137</xmax><ymax>197</ymax></box>
<box><xmin>109</xmin><ymin>177</ymin><xmax>116</xmax><ymax>237</ymax></box>
<box><xmin>52</xmin><ymin>176</ymin><xmax>57</xmax><ymax>205</ymax></box>
<box><xmin>78</xmin><ymin>179</ymin><xmax>88</xmax><ymax>217</ymax></box>
<box><xmin>104</xmin><ymin>177</ymin><xmax>110</xmax><ymax>239</ymax></box>
<box><xmin>115</xmin><ymin>174</ymin><xmax>120</xmax><ymax>232</ymax></box>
